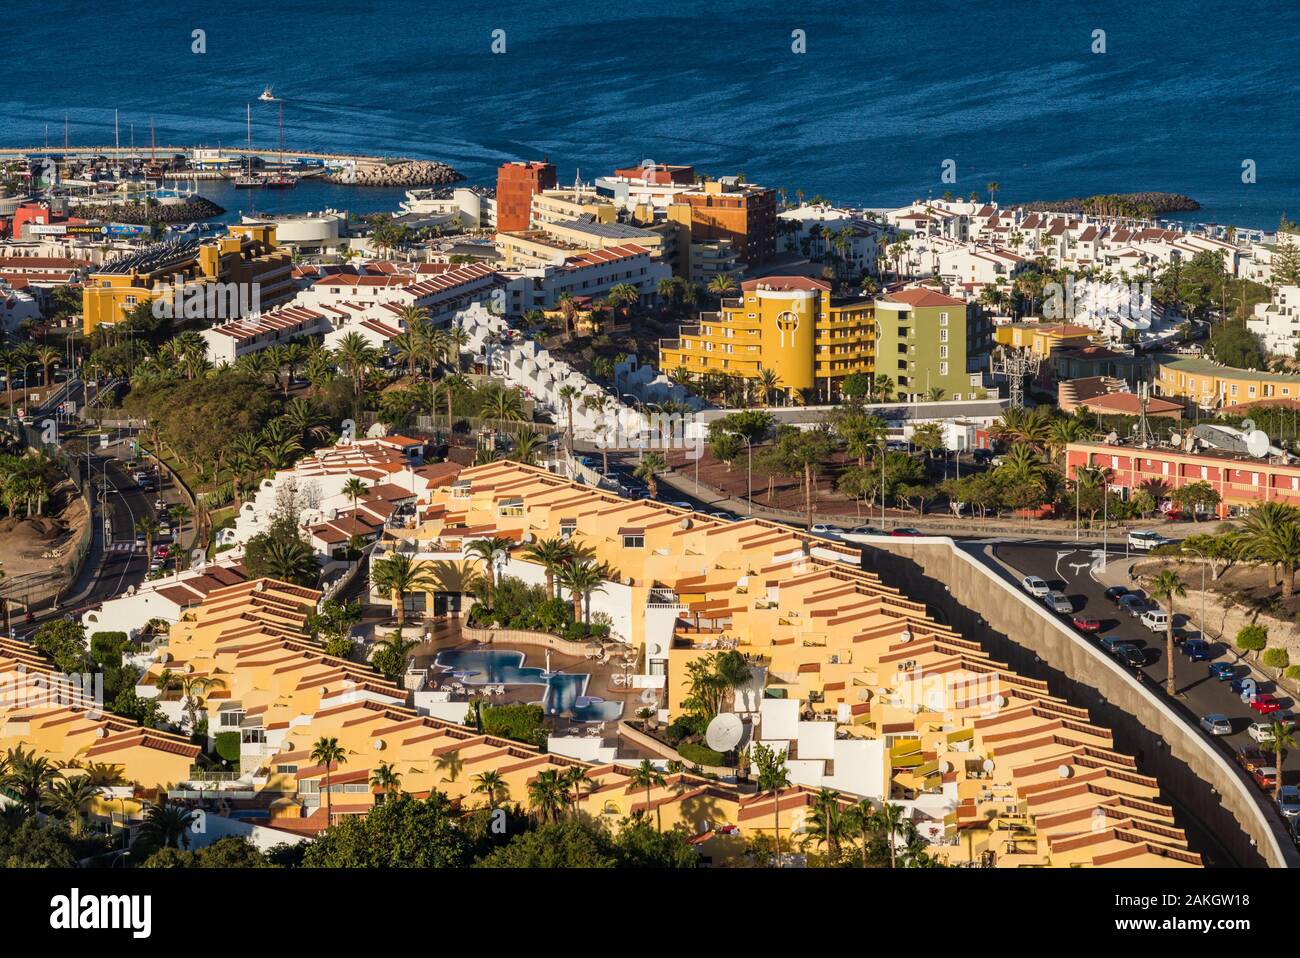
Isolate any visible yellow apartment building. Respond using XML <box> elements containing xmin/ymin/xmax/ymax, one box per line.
<box><xmin>993</xmin><ymin>321</ymin><xmax>1096</xmax><ymax>359</ymax></box>
<box><xmin>82</xmin><ymin>223</ymin><xmax>294</xmax><ymax>334</ymax></box>
<box><xmin>659</xmin><ymin>276</ymin><xmax>875</xmax><ymax>401</ymax></box>
<box><xmin>1153</xmin><ymin>353</ymin><xmax>1300</xmax><ymax>410</ymax></box>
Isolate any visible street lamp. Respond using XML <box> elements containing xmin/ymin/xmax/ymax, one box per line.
<box><xmin>1184</xmin><ymin>544</ymin><xmax>1210</xmax><ymax>640</ymax></box>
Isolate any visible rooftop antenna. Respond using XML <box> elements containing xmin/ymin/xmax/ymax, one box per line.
<box><xmin>1133</xmin><ymin>381</ymin><xmax>1157</xmax><ymax>446</ymax></box>
<box><xmin>989</xmin><ymin>345</ymin><xmax>1040</xmax><ymax>409</ymax></box>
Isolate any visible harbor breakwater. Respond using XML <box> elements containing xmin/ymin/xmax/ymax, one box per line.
<box><xmin>69</xmin><ymin>197</ymin><xmax>226</xmax><ymax>225</ymax></box>
<box><xmin>324</xmin><ymin>159</ymin><xmax>464</xmax><ymax>187</ymax></box>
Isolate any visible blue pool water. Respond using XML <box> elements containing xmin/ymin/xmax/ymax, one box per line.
<box><xmin>435</xmin><ymin>649</ymin><xmax>623</xmax><ymax>723</ymax></box>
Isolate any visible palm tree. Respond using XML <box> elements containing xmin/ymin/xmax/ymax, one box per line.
<box><xmin>557</xmin><ymin>384</ymin><xmax>579</xmax><ymax>453</ymax></box>
<box><xmin>634</xmin><ymin>452</ymin><xmax>667</xmax><ymax>500</ymax></box>
<box><xmin>804</xmin><ymin>787</ymin><xmax>846</xmax><ymax>864</ymax></box>
<box><xmin>1268</xmin><ymin>721</ymin><xmax>1296</xmax><ymax>802</ymax></box>
<box><xmin>334</xmin><ymin>331</ymin><xmax>379</xmax><ymax>397</ymax></box>
<box><xmin>846</xmin><ymin>799</ymin><xmax>878</xmax><ymax>868</ymax></box>
<box><xmin>753</xmin><ymin>743</ymin><xmax>791</xmax><ymax>866</ymax></box>
<box><xmin>464</xmin><ymin>536</ymin><xmax>515</xmax><ymax>609</ymax></box>
<box><xmin>561</xmin><ymin>765</ymin><xmax>592</xmax><ymax>815</ymax></box>
<box><xmin>369</xmin><ymin>552</ymin><xmax>436</xmax><ymax>626</ymax></box>
<box><xmin>179</xmin><ymin>674</ymin><xmax>222</xmax><ymax>731</ymax></box>
<box><xmin>1258</xmin><ymin>521</ymin><xmax>1300</xmax><ymax>599</ymax></box>
<box><xmin>258</xmin><ymin>536</ymin><xmax>319</xmax><ymax>586</ymax></box>
<box><xmin>440</xmin><ymin>372</ymin><xmax>468</xmax><ymax>432</ymax></box>
<box><xmin>0</xmin><ymin>746</ymin><xmax>60</xmax><ymax>813</ymax></box>
<box><xmin>136</xmin><ymin>799</ymin><xmax>197</xmax><ymax>850</ymax></box>
<box><xmin>33</xmin><ymin>344</ymin><xmax>59</xmax><ymax>387</ymax></box>
<box><xmin>1238</xmin><ymin>502</ymin><xmax>1299</xmax><ymax>589</ymax></box>
<box><xmin>369</xmin><ymin>761</ymin><xmax>403</xmax><ymax>799</ymax></box>
<box><xmin>876</xmin><ymin>801</ymin><xmax>908</xmax><ymax>868</ymax></box>
<box><xmin>522</xmin><ymin>536</ymin><xmax>572</xmax><ymax>600</ymax></box>
<box><xmin>310</xmin><ymin>736</ymin><xmax>347</xmax><ymax>826</ymax></box>
<box><xmin>41</xmin><ymin>775</ymin><xmax>102</xmax><ymax>838</ymax></box>
<box><xmin>757</xmin><ymin>368</ymin><xmax>782</xmax><ymax>406</ymax></box>
<box><xmin>630</xmin><ymin>759</ymin><xmax>666</xmax><ymax>831</ymax></box>
<box><xmin>556</xmin><ymin>559</ymin><xmax>607</xmax><ymax>624</ymax></box>
<box><xmin>1147</xmin><ymin>570</ymin><xmax>1186</xmax><ymax>695</ymax></box>
<box><xmin>472</xmin><ymin>769</ymin><xmax>509</xmax><ymax>810</ymax></box>
<box><xmin>341</xmin><ymin>477</ymin><xmax>368</xmax><ymax>519</ymax></box>
<box><xmin>134</xmin><ymin>516</ymin><xmax>160</xmax><ymax>558</ymax></box>
<box><xmin>509</xmin><ymin>431</ymin><xmax>544</xmax><ymax>466</ymax></box>
<box><xmin>527</xmin><ymin>769</ymin><xmax>567</xmax><ymax>823</ymax></box>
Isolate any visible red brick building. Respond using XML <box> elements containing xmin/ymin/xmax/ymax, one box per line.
<box><xmin>495</xmin><ymin>160</ymin><xmax>557</xmax><ymax>233</ymax></box>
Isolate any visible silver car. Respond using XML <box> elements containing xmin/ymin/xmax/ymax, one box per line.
<box><xmin>1199</xmin><ymin>714</ymin><xmax>1233</xmax><ymax>736</ymax></box>
<box><xmin>1044</xmin><ymin>590</ymin><xmax>1073</xmax><ymax>615</ymax></box>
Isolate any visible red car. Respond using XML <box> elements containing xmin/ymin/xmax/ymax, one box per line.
<box><xmin>1252</xmin><ymin>766</ymin><xmax>1279</xmax><ymax>789</ymax></box>
<box><xmin>1072</xmin><ymin>615</ymin><xmax>1101</xmax><ymax>633</ymax></box>
<box><xmin>1251</xmin><ymin>693</ymin><xmax>1283</xmax><ymax>715</ymax></box>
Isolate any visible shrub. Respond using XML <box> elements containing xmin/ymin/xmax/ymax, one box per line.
<box><xmin>90</xmin><ymin>631</ymin><xmax>130</xmax><ymax>668</ymax></box>
<box><xmin>1262</xmin><ymin>647</ymin><xmax>1291</xmax><ymax>671</ymax></box>
<box><xmin>481</xmin><ymin>703</ymin><xmax>547</xmax><ymax>746</ymax></box>
<box><xmin>214</xmin><ymin>731</ymin><xmax>241</xmax><ymax>763</ymax></box>
<box><xmin>1236</xmin><ymin>624</ymin><xmax>1269</xmax><ymax>654</ymax></box>
<box><xmin>677</xmin><ymin>743</ymin><xmax>726</xmax><ymax>768</ymax></box>
<box><xmin>1286</xmin><ymin>666</ymin><xmax>1300</xmax><ymax>681</ymax></box>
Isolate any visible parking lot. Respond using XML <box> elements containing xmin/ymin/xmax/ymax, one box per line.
<box><xmin>995</xmin><ymin>540</ymin><xmax>1300</xmax><ymax>833</ymax></box>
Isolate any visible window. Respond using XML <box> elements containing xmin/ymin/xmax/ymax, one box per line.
<box><xmin>219</xmin><ymin>710</ymin><xmax>244</xmax><ymax>728</ymax></box>
<box><xmin>940</xmin><ymin>312</ymin><xmax>949</xmax><ymax>325</ymax></box>
<box><xmin>939</xmin><ymin>345</ymin><xmax>948</xmax><ymax>359</ymax></box>
<box><xmin>499</xmin><ymin>497</ymin><xmax>524</xmax><ymax>517</ymax></box>
<box><xmin>940</xmin><ymin>329</ymin><xmax>948</xmax><ymax>341</ymax></box>
<box><xmin>939</xmin><ymin>362</ymin><xmax>949</xmax><ymax>376</ymax></box>
<box><xmin>275</xmin><ymin>764</ymin><xmax>298</xmax><ymax>775</ymax></box>
<box><xmin>622</xmin><ymin>534</ymin><xmax>645</xmax><ymax>549</ymax></box>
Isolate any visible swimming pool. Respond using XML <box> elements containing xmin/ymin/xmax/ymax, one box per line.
<box><xmin>435</xmin><ymin>649</ymin><xmax>623</xmax><ymax>723</ymax></box>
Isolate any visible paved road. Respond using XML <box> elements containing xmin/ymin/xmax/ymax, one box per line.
<box><xmin>14</xmin><ymin>430</ymin><xmax>184</xmax><ymax>638</ymax></box>
<box><xmin>991</xmin><ymin>540</ymin><xmax>1297</xmax><ymax>825</ymax></box>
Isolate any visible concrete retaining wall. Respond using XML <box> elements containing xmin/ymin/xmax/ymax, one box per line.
<box><xmin>861</xmin><ymin>536</ymin><xmax>1298</xmax><ymax>868</ymax></box>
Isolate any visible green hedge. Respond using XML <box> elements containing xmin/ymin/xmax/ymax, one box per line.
<box><xmin>677</xmin><ymin>743</ymin><xmax>726</xmax><ymax>768</ymax></box>
<box><xmin>214</xmin><ymin>731</ymin><xmax>241</xmax><ymax>763</ymax></box>
<box><xmin>482</xmin><ymin>703</ymin><xmax>547</xmax><ymax>747</ymax></box>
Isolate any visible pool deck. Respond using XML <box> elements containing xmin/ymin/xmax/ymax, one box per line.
<box><xmin>408</xmin><ymin>620</ymin><xmax>650</xmax><ymax>740</ymax></box>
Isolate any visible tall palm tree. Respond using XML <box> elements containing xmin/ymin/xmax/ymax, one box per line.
<box><xmin>0</xmin><ymin>746</ymin><xmax>60</xmax><ymax>813</ymax></box>
<box><xmin>310</xmin><ymin>736</ymin><xmax>347</xmax><ymax>826</ymax></box>
<box><xmin>846</xmin><ymin>799</ymin><xmax>878</xmax><ymax>868</ymax></box>
<box><xmin>464</xmin><ymin>536</ymin><xmax>515</xmax><ymax>609</ymax></box>
<box><xmin>633</xmin><ymin>452</ymin><xmax>667</xmax><ymax>500</ymax></box>
<box><xmin>1148</xmin><ymin>570</ymin><xmax>1186</xmax><ymax>696</ymax></box>
<box><xmin>1268</xmin><ymin>721</ymin><xmax>1297</xmax><ymax>802</ymax></box>
<box><xmin>753</xmin><ymin>743</ymin><xmax>791</xmax><ymax>867</ymax></box>
<box><xmin>341</xmin><ymin>477</ymin><xmax>368</xmax><ymax>519</ymax></box>
<box><xmin>1259</xmin><ymin>521</ymin><xmax>1300</xmax><ymax>599</ymax></box>
<box><xmin>875</xmin><ymin>801</ymin><xmax>908</xmax><ymax>869</ymax></box>
<box><xmin>509</xmin><ymin>431</ymin><xmax>544</xmax><ymax>466</ymax></box>
<box><xmin>804</xmin><ymin>787</ymin><xmax>846</xmax><ymax>864</ymax></box>
<box><xmin>179</xmin><ymin>674</ymin><xmax>222</xmax><ymax>731</ymax></box>
<box><xmin>557</xmin><ymin>384</ymin><xmax>579</xmax><ymax>453</ymax></box>
<box><xmin>556</xmin><ymin>559</ymin><xmax>608</xmax><ymax>624</ymax></box>
<box><xmin>561</xmin><ymin>765</ymin><xmax>592</xmax><ymax>816</ymax></box>
<box><xmin>369</xmin><ymin>552</ymin><xmax>437</xmax><ymax>626</ymax></box>
<box><xmin>1238</xmin><ymin>502</ymin><xmax>1299</xmax><ymax>589</ymax></box>
<box><xmin>259</xmin><ymin>536</ymin><xmax>319</xmax><ymax>586</ymax></box>
<box><xmin>522</xmin><ymin>536</ymin><xmax>572</xmax><ymax>600</ymax></box>
<box><xmin>134</xmin><ymin>516</ymin><xmax>160</xmax><ymax>558</ymax></box>
<box><xmin>472</xmin><ymin>769</ymin><xmax>509</xmax><ymax>810</ymax></box>
<box><xmin>630</xmin><ymin>759</ymin><xmax>666</xmax><ymax>831</ymax></box>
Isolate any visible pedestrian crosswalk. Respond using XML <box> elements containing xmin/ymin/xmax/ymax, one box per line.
<box><xmin>109</xmin><ymin>542</ymin><xmax>143</xmax><ymax>553</ymax></box>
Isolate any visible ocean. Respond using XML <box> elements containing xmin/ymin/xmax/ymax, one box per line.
<box><xmin>5</xmin><ymin>0</ymin><xmax>1298</xmax><ymax>229</ymax></box>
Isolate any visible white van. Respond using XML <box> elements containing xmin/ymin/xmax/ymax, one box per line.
<box><xmin>1141</xmin><ymin>609</ymin><xmax>1170</xmax><ymax>632</ymax></box>
<box><xmin>1128</xmin><ymin>530</ymin><xmax>1168</xmax><ymax>551</ymax></box>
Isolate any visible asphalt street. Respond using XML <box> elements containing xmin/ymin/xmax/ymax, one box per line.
<box><xmin>991</xmin><ymin>540</ymin><xmax>1296</xmax><ymax>826</ymax></box>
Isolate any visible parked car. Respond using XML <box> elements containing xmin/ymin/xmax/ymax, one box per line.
<box><xmin>1021</xmin><ymin>575</ymin><xmax>1050</xmax><ymax>598</ymax></box>
<box><xmin>1208</xmin><ymin>662</ymin><xmax>1236</xmax><ymax>681</ymax></box>
<box><xmin>810</xmin><ymin>524</ymin><xmax>845</xmax><ymax>537</ymax></box>
<box><xmin>1072</xmin><ymin>614</ymin><xmax>1101</xmax><ymax>633</ymax></box>
<box><xmin>848</xmin><ymin>525</ymin><xmax>885</xmax><ymax>536</ymax></box>
<box><xmin>1249</xmin><ymin>721</ymin><xmax>1277</xmax><ymax>744</ymax></box>
<box><xmin>1044</xmin><ymin>591</ymin><xmax>1073</xmax><ymax>614</ymax></box>
<box><xmin>1127</xmin><ymin>529</ymin><xmax>1170</xmax><ymax>551</ymax></box>
<box><xmin>1251</xmin><ymin>693</ymin><xmax>1283</xmax><ymax>715</ymax></box>
<box><xmin>709</xmin><ymin>511</ymin><xmax>733</xmax><ymax>521</ymax></box>
<box><xmin>1140</xmin><ymin>609</ymin><xmax>1170</xmax><ymax>632</ymax></box>
<box><xmin>1111</xmin><ymin>643</ymin><xmax>1147</xmax><ymax>668</ymax></box>
<box><xmin>624</xmin><ymin>488</ymin><xmax>649</xmax><ymax>501</ymax></box>
<box><xmin>1252</xmin><ymin>766</ymin><xmax>1280</xmax><ymax>789</ymax></box>
<box><xmin>1118</xmin><ymin>594</ymin><xmax>1147</xmax><ymax>617</ymax></box>
<box><xmin>1180</xmin><ymin>639</ymin><xmax>1211</xmax><ymax>661</ymax></box>
<box><xmin>889</xmin><ymin>528</ymin><xmax>924</xmax><ymax>537</ymax></box>
<box><xmin>1230</xmin><ymin>677</ymin><xmax>1257</xmax><ymax>697</ymax></box>
<box><xmin>668</xmin><ymin>501</ymin><xmax>695</xmax><ymax>511</ymax></box>
<box><xmin>1199</xmin><ymin>713</ymin><xmax>1233</xmax><ymax>736</ymax></box>
<box><xmin>1278</xmin><ymin>785</ymin><xmax>1300</xmax><ymax>820</ymax></box>
<box><xmin>1235</xmin><ymin>745</ymin><xmax>1272</xmax><ymax>773</ymax></box>
<box><xmin>1104</xmin><ymin>586</ymin><xmax>1131</xmax><ymax>603</ymax></box>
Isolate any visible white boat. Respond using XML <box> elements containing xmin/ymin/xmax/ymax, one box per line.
<box><xmin>258</xmin><ymin>85</ymin><xmax>277</xmax><ymax>102</ymax></box>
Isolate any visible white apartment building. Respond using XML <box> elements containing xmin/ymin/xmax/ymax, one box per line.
<box><xmin>498</xmin><ymin>244</ymin><xmax>670</xmax><ymax>315</ymax></box>
<box><xmin>201</xmin><ymin>304</ymin><xmax>331</xmax><ymax>365</ymax></box>
<box><xmin>778</xmin><ymin>204</ymin><xmax>889</xmax><ymax>275</ymax></box>
<box><xmin>1248</xmin><ymin>285</ymin><xmax>1300</xmax><ymax>356</ymax></box>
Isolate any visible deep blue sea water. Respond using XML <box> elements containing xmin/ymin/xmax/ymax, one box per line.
<box><xmin>5</xmin><ymin>1</ymin><xmax>1298</xmax><ymax>229</ymax></box>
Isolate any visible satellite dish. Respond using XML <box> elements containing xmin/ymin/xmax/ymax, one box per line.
<box><xmin>1057</xmin><ymin>763</ymin><xmax>1072</xmax><ymax>779</ymax></box>
<box><xmin>1247</xmin><ymin>430</ymin><xmax>1270</xmax><ymax>458</ymax></box>
<box><xmin>982</xmin><ymin>759</ymin><xmax>995</xmax><ymax>774</ymax></box>
<box><xmin>374</xmin><ymin>739</ymin><xmax>386</xmax><ymax>751</ymax></box>
<box><xmin>1241</xmin><ymin>419</ymin><xmax>1256</xmax><ymax>433</ymax></box>
<box><xmin>1105</xmin><ymin>431</ymin><xmax>1119</xmax><ymax>445</ymax></box>
<box><xmin>1168</xmin><ymin>433</ymin><xmax>1181</xmax><ymax>448</ymax></box>
<box><xmin>705</xmin><ymin>713</ymin><xmax>744</xmax><ymax>752</ymax></box>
